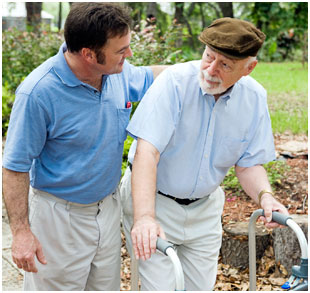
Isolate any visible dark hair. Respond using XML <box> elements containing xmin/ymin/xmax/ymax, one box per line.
<box><xmin>64</xmin><ymin>2</ymin><xmax>132</xmax><ymax>53</ymax></box>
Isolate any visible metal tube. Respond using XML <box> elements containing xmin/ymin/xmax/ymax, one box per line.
<box><xmin>131</xmin><ymin>248</ymin><xmax>139</xmax><ymax>291</ymax></box>
<box><xmin>248</xmin><ymin>209</ymin><xmax>264</xmax><ymax>291</ymax></box>
<box><xmin>287</xmin><ymin>219</ymin><xmax>308</xmax><ymax>259</ymax></box>
<box><xmin>166</xmin><ymin>247</ymin><xmax>185</xmax><ymax>290</ymax></box>
<box><xmin>249</xmin><ymin>210</ymin><xmax>308</xmax><ymax>291</ymax></box>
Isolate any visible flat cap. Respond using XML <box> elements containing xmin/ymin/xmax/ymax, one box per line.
<box><xmin>199</xmin><ymin>17</ymin><xmax>266</xmax><ymax>59</ymax></box>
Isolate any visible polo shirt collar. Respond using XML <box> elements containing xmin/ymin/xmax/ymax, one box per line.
<box><xmin>53</xmin><ymin>42</ymin><xmax>83</xmax><ymax>87</ymax></box>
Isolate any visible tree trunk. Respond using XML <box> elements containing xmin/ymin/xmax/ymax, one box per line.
<box><xmin>25</xmin><ymin>2</ymin><xmax>42</xmax><ymax>32</ymax></box>
<box><xmin>174</xmin><ymin>3</ymin><xmax>185</xmax><ymax>48</ymax></box>
<box><xmin>302</xmin><ymin>31</ymin><xmax>308</xmax><ymax>68</ymax></box>
<box><xmin>221</xmin><ymin>222</ymin><xmax>270</xmax><ymax>269</ymax></box>
<box><xmin>272</xmin><ymin>214</ymin><xmax>308</xmax><ymax>274</ymax></box>
<box><xmin>174</xmin><ymin>2</ymin><xmax>195</xmax><ymax>48</ymax></box>
<box><xmin>199</xmin><ymin>3</ymin><xmax>206</xmax><ymax>28</ymax></box>
<box><xmin>146</xmin><ymin>2</ymin><xmax>157</xmax><ymax>20</ymax></box>
<box><xmin>58</xmin><ymin>2</ymin><xmax>62</xmax><ymax>31</ymax></box>
<box><xmin>206</xmin><ymin>3</ymin><xmax>221</xmax><ymax>19</ymax></box>
<box><xmin>127</xmin><ymin>3</ymin><xmax>144</xmax><ymax>29</ymax></box>
<box><xmin>218</xmin><ymin>2</ymin><xmax>234</xmax><ymax>18</ymax></box>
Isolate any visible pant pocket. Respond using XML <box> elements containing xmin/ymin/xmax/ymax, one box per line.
<box><xmin>28</xmin><ymin>188</ymin><xmax>41</xmax><ymax>226</ymax></box>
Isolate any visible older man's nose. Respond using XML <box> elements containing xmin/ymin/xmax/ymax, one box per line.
<box><xmin>207</xmin><ymin>61</ymin><xmax>219</xmax><ymax>76</ymax></box>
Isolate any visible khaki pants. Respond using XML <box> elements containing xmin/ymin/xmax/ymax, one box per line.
<box><xmin>120</xmin><ymin>167</ymin><xmax>225</xmax><ymax>291</ymax></box>
<box><xmin>24</xmin><ymin>187</ymin><xmax>121</xmax><ymax>291</ymax></box>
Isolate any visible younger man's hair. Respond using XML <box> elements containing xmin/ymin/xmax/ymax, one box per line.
<box><xmin>64</xmin><ymin>2</ymin><xmax>132</xmax><ymax>53</ymax></box>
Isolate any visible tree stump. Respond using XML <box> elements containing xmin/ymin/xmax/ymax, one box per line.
<box><xmin>272</xmin><ymin>214</ymin><xmax>308</xmax><ymax>274</ymax></box>
<box><xmin>221</xmin><ymin>222</ymin><xmax>270</xmax><ymax>269</ymax></box>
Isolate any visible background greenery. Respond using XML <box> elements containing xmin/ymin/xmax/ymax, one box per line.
<box><xmin>251</xmin><ymin>62</ymin><xmax>308</xmax><ymax>135</ymax></box>
<box><xmin>2</xmin><ymin>2</ymin><xmax>308</xmax><ymax>189</ymax></box>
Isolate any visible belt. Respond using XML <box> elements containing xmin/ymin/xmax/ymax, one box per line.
<box><xmin>158</xmin><ymin>191</ymin><xmax>201</xmax><ymax>205</ymax></box>
<box><xmin>128</xmin><ymin>163</ymin><xmax>201</xmax><ymax>206</ymax></box>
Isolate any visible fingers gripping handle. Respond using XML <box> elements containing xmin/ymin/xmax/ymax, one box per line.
<box><xmin>260</xmin><ymin>209</ymin><xmax>292</xmax><ymax>226</ymax></box>
<box><xmin>156</xmin><ymin>238</ymin><xmax>174</xmax><ymax>255</ymax></box>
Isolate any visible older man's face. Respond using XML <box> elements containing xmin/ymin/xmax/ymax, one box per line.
<box><xmin>199</xmin><ymin>46</ymin><xmax>256</xmax><ymax>96</ymax></box>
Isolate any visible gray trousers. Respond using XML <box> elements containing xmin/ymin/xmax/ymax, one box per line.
<box><xmin>24</xmin><ymin>187</ymin><xmax>121</xmax><ymax>291</ymax></box>
<box><xmin>120</xmin><ymin>167</ymin><xmax>225</xmax><ymax>291</ymax></box>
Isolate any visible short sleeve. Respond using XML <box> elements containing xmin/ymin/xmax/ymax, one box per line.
<box><xmin>126</xmin><ymin>61</ymin><xmax>154</xmax><ymax>102</ymax></box>
<box><xmin>127</xmin><ymin>69</ymin><xmax>181</xmax><ymax>153</ymax></box>
<box><xmin>3</xmin><ymin>93</ymin><xmax>49</xmax><ymax>171</ymax></box>
<box><xmin>237</xmin><ymin>105</ymin><xmax>276</xmax><ymax>167</ymax></box>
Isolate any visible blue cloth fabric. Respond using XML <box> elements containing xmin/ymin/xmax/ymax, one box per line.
<box><xmin>3</xmin><ymin>43</ymin><xmax>153</xmax><ymax>203</ymax></box>
<box><xmin>127</xmin><ymin>60</ymin><xmax>276</xmax><ymax>199</ymax></box>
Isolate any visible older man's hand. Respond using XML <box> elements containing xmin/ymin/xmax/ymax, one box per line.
<box><xmin>131</xmin><ymin>215</ymin><xmax>166</xmax><ymax>261</ymax></box>
<box><xmin>259</xmin><ymin>193</ymin><xmax>290</xmax><ymax>228</ymax></box>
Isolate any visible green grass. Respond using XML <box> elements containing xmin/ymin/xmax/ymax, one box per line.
<box><xmin>251</xmin><ymin>62</ymin><xmax>308</xmax><ymax>95</ymax></box>
<box><xmin>270</xmin><ymin>109</ymin><xmax>308</xmax><ymax>134</ymax></box>
<box><xmin>251</xmin><ymin>62</ymin><xmax>308</xmax><ymax>134</ymax></box>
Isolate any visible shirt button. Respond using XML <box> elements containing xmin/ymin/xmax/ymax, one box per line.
<box><xmin>200</xmin><ymin>176</ymin><xmax>203</xmax><ymax>180</ymax></box>
<box><xmin>204</xmin><ymin>155</ymin><xmax>208</xmax><ymax>159</ymax></box>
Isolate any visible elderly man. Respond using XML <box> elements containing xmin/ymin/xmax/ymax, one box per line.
<box><xmin>120</xmin><ymin>18</ymin><xmax>289</xmax><ymax>291</ymax></box>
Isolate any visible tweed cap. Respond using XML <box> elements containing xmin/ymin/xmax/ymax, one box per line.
<box><xmin>199</xmin><ymin>17</ymin><xmax>266</xmax><ymax>59</ymax></box>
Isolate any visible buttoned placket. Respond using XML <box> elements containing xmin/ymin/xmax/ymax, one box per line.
<box><xmin>193</xmin><ymin>95</ymin><xmax>226</xmax><ymax>196</ymax></box>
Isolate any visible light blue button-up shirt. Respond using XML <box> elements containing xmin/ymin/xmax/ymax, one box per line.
<box><xmin>127</xmin><ymin>60</ymin><xmax>275</xmax><ymax>199</ymax></box>
<box><xmin>3</xmin><ymin>43</ymin><xmax>153</xmax><ymax>203</ymax></box>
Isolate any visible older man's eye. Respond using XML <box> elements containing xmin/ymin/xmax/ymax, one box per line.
<box><xmin>206</xmin><ymin>54</ymin><xmax>213</xmax><ymax>61</ymax></box>
<box><xmin>222</xmin><ymin>62</ymin><xmax>231</xmax><ymax>69</ymax></box>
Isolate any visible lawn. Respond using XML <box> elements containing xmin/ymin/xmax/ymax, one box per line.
<box><xmin>250</xmin><ymin>62</ymin><xmax>308</xmax><ymax>134</ymax></box>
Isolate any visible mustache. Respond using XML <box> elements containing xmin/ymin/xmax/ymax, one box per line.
<box><xmin>201</xmin><ymin>70</ymin><xmax>222</xmax><ymax>83</ymax></box>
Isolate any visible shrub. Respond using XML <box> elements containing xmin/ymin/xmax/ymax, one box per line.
<box><xmin>2</xmin><ymin>28</ymin><xmax>64</xmax><ymax>91</ymax></box>
<box><xmin>122</xmin><ymin>136</ymin><xmax>134</xmax><ymax>176</ymax></box>
<box><xmin>2</xmin><ymin>83</ymin><xmax>15</xmax><ymax>136</ymax></box>
<box><xmin>130</xmin><ymin>19</ymin><xmax>200</xmax><ymax>66</ymax></box>
<box><xmin>2</xmin><ymin>29</ymin><xmax>64</xmax><ymax>136</ymax></box>
<box><xmin>222</xmin><ymin>161</ymin><xmax>289</xmax><ymax>195</ymax></box>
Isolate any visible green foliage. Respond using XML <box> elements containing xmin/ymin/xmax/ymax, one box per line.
<box><xmin>2</xmin><ymin>28</ymin><xmax>63</xmax><ymax>91</ymax></box>
<box><xmin>2</xmin><ymin>83</ymin><xmax>15</xmax><ymax>136</ymax></box>
<box><xmin>264</xmin><ymin>161</ymin><xmax>289</xmax><ymax>186</ymax></box>
<box><xmin>248</xmin><ymin>2</ymin><xmax>308</xmax><ymax>62</ymax></box>
<box><xmin>222</xmin><ymin>161</ymin><xmax>289</xmax><ymax>195</ymax></box>
<box><xmin>122</xmin><ymin>136</ymin><xmax>134</xmax><ymax>176</ymax></box>
<box><xmin>2</xmin><ymin>28</ymin><xmax>64</xmax><ymax>135</ymax></box>
<box><xmin>130</xmin><ymin>19</ymin><xmax>199</xmax><ymax>66</ymax></box>
<box><xmin>222</xmin><ymin>167</ymin><xmax>241</xmax><ymax>192</ymax></box>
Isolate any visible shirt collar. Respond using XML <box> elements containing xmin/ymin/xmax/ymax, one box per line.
<box><xmin>53</xmin><ymin>42</ymin><xmax>84</xmax><ymax>87</ymax></box>
<box><xmin>201</xmin><ymin>85</ymin><xmax>234</xmax><ymax>102</ymax></box>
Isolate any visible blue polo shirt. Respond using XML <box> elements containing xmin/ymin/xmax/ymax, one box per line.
<box><xmin>127</xmin><ymin>60</ymin><xmax>276</xmax><ymax>199</ymax></box>
<box><xmin>3</xmin><ymin>43</ymin><xmax>153</xmax><ymax>203</ymax></box>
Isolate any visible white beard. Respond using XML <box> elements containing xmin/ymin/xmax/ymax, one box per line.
<box><xmin>198</xmin><ymin>70</ymin><xmax>227</xmax><ymax>96</ymax></box>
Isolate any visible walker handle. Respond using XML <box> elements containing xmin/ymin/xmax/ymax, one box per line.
<box><xmin>156</xmin><ymin>238</ymin><xmax>174</xmax><ymax>255</ymax></box>
<box><xmin>261</xmin><ymin>209</ymin><xmax>292</xmax><ymax>226</ymax></box>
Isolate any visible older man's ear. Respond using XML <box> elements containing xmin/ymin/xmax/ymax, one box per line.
<box><xmin>246</xmin><ymin>59</ymin><xmax>258</xmax><ymax>75</ymax></box>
